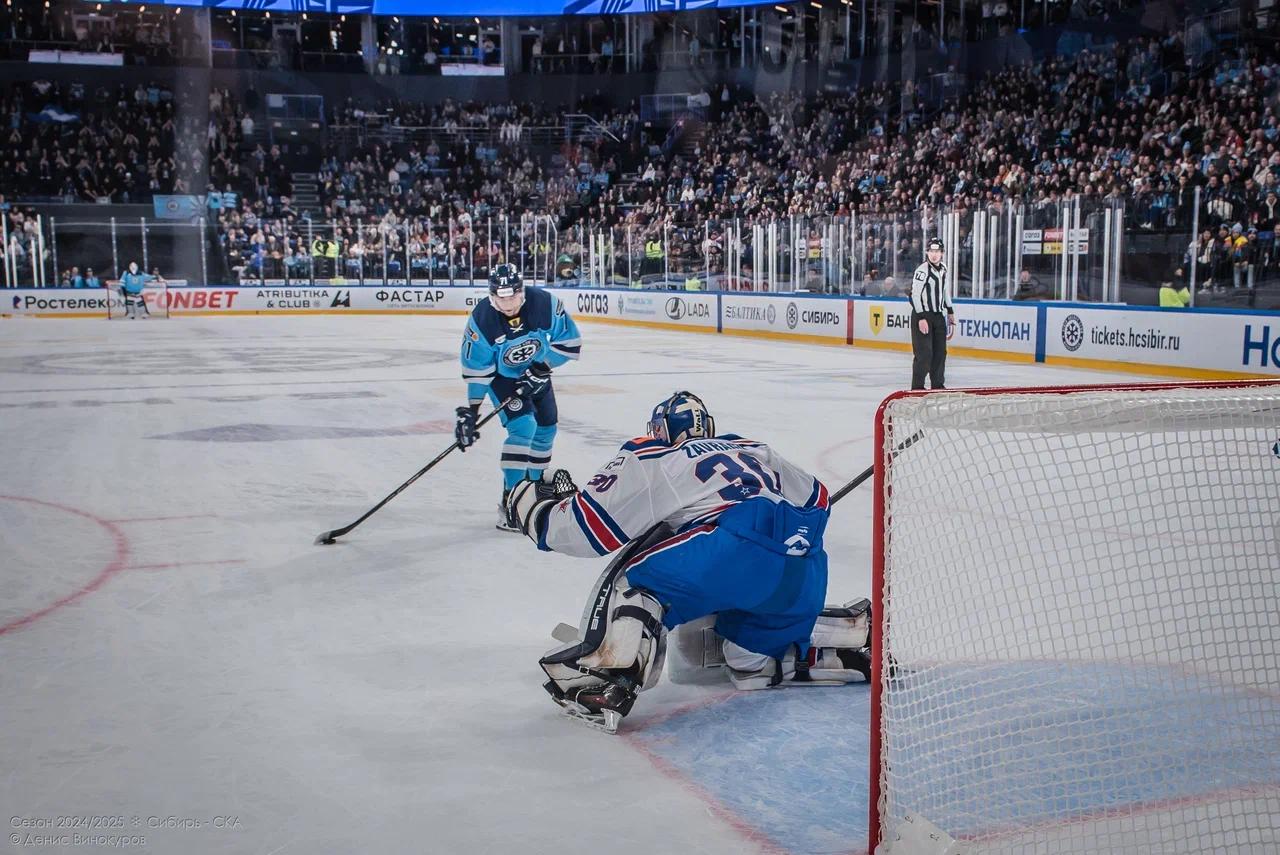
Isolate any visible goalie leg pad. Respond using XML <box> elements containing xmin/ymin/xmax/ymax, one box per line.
<box><xmin>811</xmin><ymin>598</ymin><xmax>870</xmax><ymax>649</ymax></box>
<box><xmin>723</xmin><ymin>639</ymin><xmax>796</xmax><ymax>690</ymax></box>
<box><xmin>540</xmin><ymin>573</ymin><xmax>667</xmax><ymax>696</ymax></box>
<box><xmin>805</xmin><ymin>598</ymin><xmax>872</xmax><ymax>683</ymax></box>
<box><xmin>693</xmin><ymin>598</ymin><xmax>873</xmax><ymax>689</ymax></box>
<box><xmin>667</xmin><ymin>615</ymin><xmax>730</xmax><ymax>685</ymax></box>
<box><xmin>538</xmin><ymin>524</ymin><xmax>674</xmax><ymax>727</ymax></box>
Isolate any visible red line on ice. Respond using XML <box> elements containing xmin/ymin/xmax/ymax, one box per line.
<box><xmin>0</xmin><ymin>495</ymin><xmax>130</xmax><ymax>637</ymax></box>
<box><xmin>622</xmin><ymin>731</ymin><xmax>792</xmax><ymax>855</ymax></box>
<box><xmin>105</xmin><ymin>514</ymin><xmax>215</xmax><ymax>523</ymax></box>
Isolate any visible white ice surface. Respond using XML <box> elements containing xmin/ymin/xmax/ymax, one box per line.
<box><xmin>0</xmin><ymin>315</ymin><xmax>1156</xmax><ymax>855</ymax></box>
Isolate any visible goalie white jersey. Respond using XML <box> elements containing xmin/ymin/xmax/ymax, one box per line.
<box><xmin>540</xmin><ymin>434</ymin><xmax>829</xmax><ymax>557</ymax></box>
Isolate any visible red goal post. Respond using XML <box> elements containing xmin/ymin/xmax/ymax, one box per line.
<box><xmin>869</xmin><ymin>379</ymin><xmax>1280</xmax><ymax>855</ymax></box>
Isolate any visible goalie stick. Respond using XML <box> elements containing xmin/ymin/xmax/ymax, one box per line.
<box><xmin>315</xmin><ymin>397</ymin><xmax>514</xmax><ymax>545</ymax></box>
<box><xmin>828</xmin><ymin>429</ymin><xmax>923</xmax><ymax>506</ymax></box>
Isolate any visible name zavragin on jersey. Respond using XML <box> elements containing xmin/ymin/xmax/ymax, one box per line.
<box><xmin>460</xmin><ymin>287</ymin><xmax>581</xmax><ymax>400</ymax></box>
<box><xmin>542</xmin><ymin>433</ymin><xmax>830</xmax><ymax>558</ymax></box>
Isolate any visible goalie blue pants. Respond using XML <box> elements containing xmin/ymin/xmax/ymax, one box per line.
<box><xmin>620</xmin><ymin>498</ymin><xmax>829</xmax><ymax>660</ymax></box>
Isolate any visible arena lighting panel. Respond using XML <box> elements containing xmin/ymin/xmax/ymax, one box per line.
<box><xmin>99</xmin><ymin>0</ymin><xmax>772</xmax><ymax>16</ymax></box>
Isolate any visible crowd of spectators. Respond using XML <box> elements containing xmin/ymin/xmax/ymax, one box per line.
<box><xmin>3</xmin><ymin>6</ymin><xmax>1278</xmax><ymax>299</ymax></box>
<box><xmin>0</xmin><ymin>80</ymin><xmax>276</xmax><ymax>206</ymax></box>
<box><xmin>213</xmin><ymin>96</ymin><xmax>636</xmax><ymax>282</ymax></box>
<box><xmin>136</xmin><ymin>32</ymin><xmax>1280</xmax><ymax>298</ymax></box>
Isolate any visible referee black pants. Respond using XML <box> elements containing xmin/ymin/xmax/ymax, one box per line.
<box><xmin>910</xmin><ymin>311</ymin><xmax>947</xmax><ymax>390</ymax></box>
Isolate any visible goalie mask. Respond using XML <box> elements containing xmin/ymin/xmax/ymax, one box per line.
<box><xmin>648</xmin><ymin>391</ymin><xmax>715</xmax><ymax>446</ymax></box>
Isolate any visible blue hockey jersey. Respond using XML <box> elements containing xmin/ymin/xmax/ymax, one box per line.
<box><xmin>460</xmin><ymin>287</ymin><xmax>582</xmax><ymax>406</ymax></box>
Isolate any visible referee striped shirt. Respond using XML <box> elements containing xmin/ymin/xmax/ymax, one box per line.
<box><xmin>910</xmin><ymin>261</ymin><xmax>953</xmax><ymax>314</ymax></box>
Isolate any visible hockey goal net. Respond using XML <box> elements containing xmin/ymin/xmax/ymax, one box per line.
<box><xmin>871</xmin><ymin>380</ymin><xmax>1280</xmax><ymax>855</ymax></box>
<box><xmin>106</xmin><ymin>281</ymin><xmax>170</xmax><ymax>319</ymax></box>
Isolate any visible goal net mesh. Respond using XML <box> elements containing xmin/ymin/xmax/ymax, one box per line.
<box><xmin>873</xmin><ymin>383</ymin><xmax>1280</xmax><ymax>854</ymax></box>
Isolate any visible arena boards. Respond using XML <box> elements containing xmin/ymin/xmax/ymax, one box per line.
<box><xmin>5</xmin><ymin>285</ymin><xmax>1278</xmax><ymax>380</ymax></box>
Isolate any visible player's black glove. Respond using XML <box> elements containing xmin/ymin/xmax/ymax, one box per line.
<box><xmin>454</xmin><ymin>404</ymin><xmax>480</xmax><ymax>451</ymax></box>
<box><xmin>506</xmin><ymin>469</ymin><xmax>579</xmax><ymax>547</ymax></box>
<box><xmin>514</xmin><ymin>362</ymin><xmax>552</xmax><ymax>399</ymax></box>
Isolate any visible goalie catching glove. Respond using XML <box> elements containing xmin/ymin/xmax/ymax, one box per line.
<box><xmin>505</xmin><ymin>469</ymin><xmax>579</xmax><ymax>548</ymax></box>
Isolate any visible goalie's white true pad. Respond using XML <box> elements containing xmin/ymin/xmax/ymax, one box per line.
<box><xmin>811</xmin><ymin>598</ymin><xmax>870</xmax><ymax>650</ymax></box>
<box><xmin>540</xmin><ymin>572</ymin><xmax>667</xmax><ymax>696</ymax></box>
<box><xmin>670</xmin><ymin>598</ymin><xmax>872</xmax><ymax>689</ymax></box>
<box><xmin>724</xmin><ymin>640</ymin><xmax>797</xmax><ymax>690</ymax></box>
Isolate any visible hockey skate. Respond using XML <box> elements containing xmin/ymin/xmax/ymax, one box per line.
<box><xmin>496</xmin><ymin>489</ymin><xmax>520</xmax><ymax>533</ymax></box>
<box><xmin>544</xmin><ymin>676</ymin><xmax>638</xmax><ymax>735</ymax></box>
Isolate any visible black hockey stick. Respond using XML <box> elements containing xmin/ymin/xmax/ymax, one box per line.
<box><xmin>829</xmin><ymin>430</ymin><xmax>924</xmax><ymax>507</ymax></box>
<box><xmin>315</xmin><ymin>397</ymin><xmax>514</xmax><ymax>545</ymax></box>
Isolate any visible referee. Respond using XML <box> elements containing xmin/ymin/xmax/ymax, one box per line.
<box><xmin>909</xmin><ymin>237</ymin><xmax>955</xmax><ymax>390</ymax></box>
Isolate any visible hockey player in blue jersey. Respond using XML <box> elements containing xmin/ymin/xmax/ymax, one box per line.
<box><xmin>457</xmin><ymin>263</ymin><xmax>582</xmax><ymax>530</ymax></box>
<box><xmin>505</xmin><ymin>392</ymin><xmax>871</xmax><ymax>732</ymax></box>
<box><xmin>119</xmin><ymin>262</ymin><xmax>154</xmax><ymax>319</ymax></box>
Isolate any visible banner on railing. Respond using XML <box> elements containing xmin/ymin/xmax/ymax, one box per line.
<box><xmin>558</xmin><ymin>287</ymin><xmax>716</xmax><ymax>330</ymax></box>
<box><xmin>5</xmin><ymin>285</ymin><xmax>1277</xmax><ymax>379</ymax></box>
<box><xmin>2</xmin><ymin>286</ymin><xmax>489</xmax><ymax>317</ymax></box>
<box><xmin>720</xmin><ymin>294</ymin><xmax>847</xmax><ymax>341</ymax></box>
<box><xmin>849</xmin><ymin>297</ymin><xmax>1038</xmax><ymax>359</ymax></box>
<box><xmin>1044</xmin><ymin>305</ymin><xmax>1280</xmax><ymax>376</ymax></box>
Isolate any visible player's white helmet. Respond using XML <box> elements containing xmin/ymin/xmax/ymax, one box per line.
<box><xmin>648</xmin><ymin>391</ymin><xmax>715</xmax><ymax>445</ymax></box>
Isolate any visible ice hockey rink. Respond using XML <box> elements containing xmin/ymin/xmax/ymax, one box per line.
<box><xmin>0</xmin><ymin>313</ymin><xmax>1244</xmax><ymax>855</ymax></box>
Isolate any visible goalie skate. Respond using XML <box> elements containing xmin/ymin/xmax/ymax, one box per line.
<box><xmin>545</xmin><ymin>681</ymin><xmax>636</xmax><ymax>735</ymax></box>
<box><xmin>496</xmin><ymin>493</ymin><xmax>520</xmax><ymax>533</ymax></box>
<box><xmin>551</xmin><ymin>697</ymin><xmax>624</xmax><ymax>735</ymax></box>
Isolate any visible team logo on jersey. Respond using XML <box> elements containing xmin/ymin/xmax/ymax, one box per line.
<box><xmin>507</xmin><ymin>398</ymin><xmax>525</xmax><ymax>412</ymax></box>
<box><xmin>502</xmin><ymin>340</ymin><xmax>540</xmax><ymax>367</ymax></box>
<box><xmin>786</xmin><ymin>302</ymin><xmax>799</xmax><ymax>330</ymax></box>
<box><xmin>784</xmin><ymin>532</ymin><xmax>811</xmax><ymax>556</ymax></box>
<box><xmin>507</xmin><ymin>316</ymin><xmax>525</xmax><ymax>333</ymax></box>
<box><xmin>1061</xmin><ymin>314</ymin><xmax>1085</xmax><ymax>352</ymax></box>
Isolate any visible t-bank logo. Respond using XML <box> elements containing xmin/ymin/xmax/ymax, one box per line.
<box><xmin>868</xmin><ymin>305</ymin><xmax>909</xmax><ymax>335</ymax></box>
